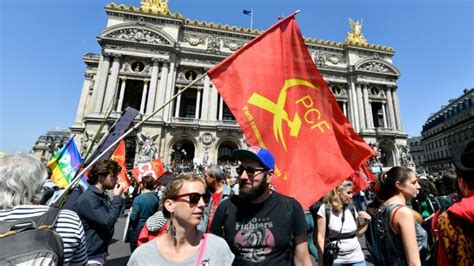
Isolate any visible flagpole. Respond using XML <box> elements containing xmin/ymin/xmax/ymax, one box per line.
<box><xmin>250</xmin><ymin>9</ymin><xmax>253</xmax><ymax>30</ymax></box>
<box><xmin>82</xmin><ymin>84</ymin><xmax>121</xmax><ymax>163</ymax></box>
<box><xmin>50</xmin><ymin>72</ymin><xmax>208</xmax><ymax>206</ymax></box>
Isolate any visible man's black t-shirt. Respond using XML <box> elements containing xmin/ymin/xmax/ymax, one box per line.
<box><xmin>210</xmin><ymin>191</ymin><xmax>308</xmax><ymax>265</ymax></box>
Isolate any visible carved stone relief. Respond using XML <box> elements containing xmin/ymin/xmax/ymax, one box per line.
<box><xmin>207</xmin><ymin>36</ymin><xmax>221</xmax><ymax>51</ymax></box>
<box><xmin>184</xmin><ymin>34</ymin><xmax>206</xmax><ymax>46</ymax></box>
<box><xmin>397</xmin><ymin>144</ymin><xmax>415</xmax><ymax>167</ymax></box>
<box><xmin>136</xmin><ymin>132</ymin><xmax>160</xmax><ymax>163</ymax></box>
<box><xmin>223</xmin><ymin>39</ymin><xmax>244</xmax><ymax>51</ymax></box>
<box><xmin>358</xmin><ymin>61</ymin><xmax>395</xmax><ymax>74</ymax></box>
<box><xmin>199</xmin><ymin>132</ymin><xmax>215</xmax><ymax>145</ymax></box>
<box><xmin>330</xmin><ymin>85</ymin><xmax>348</xmax><ymax>97</ymax></box>
<box><xmin>105</xmin><ymin>28</ymin><xmax>171</xmax><ymax>45</ymax></box>
<box><xmin>80</xmin><ymin>131</ymin><xmax>94</xmax><ymax>156</ymax></box>
<box><xmin>312</xmin><ymin>50</ymin><xmax>345</xmax><ymax>67</ymax></box>
<box><xmin>313</xmin><ymin>51</ymin><xmax>327</xmax><ymax>67</ymax></box>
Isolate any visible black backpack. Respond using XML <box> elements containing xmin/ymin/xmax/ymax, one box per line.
<box><xmin>0</xmin><ymin>207</ymin><xmax>64</xmax><ymax>265</ymax></box>
<box><xmin>366</xmin><ymin>204</ymin><xmax>408</xmax><ymax>266</ymax></box>
<box><xmin>365</xmin><ymin>206</ymin><xmax>385</xmax><ymax>265</ymax></box>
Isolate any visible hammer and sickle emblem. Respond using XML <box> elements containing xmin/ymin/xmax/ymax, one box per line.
<box><xmin>247</xmin><ymin>79</ymin><xmax>320</xmax><ymax>151</ymax></box>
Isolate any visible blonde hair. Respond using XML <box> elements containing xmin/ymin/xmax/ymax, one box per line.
<box><xmin>161</xmin><ymin>173</ymin><xmax>205</xmax><ymax>218</ymax></box>
<box><xmin>325</xmin><ymin>180</ymin><xmax>353</xmax><ymax>213</ymax></box>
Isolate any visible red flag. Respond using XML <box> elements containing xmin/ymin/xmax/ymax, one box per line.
<box><xmin>131</xmin><ymin>159</ymin><xmax>165</xmax><ymax>184</ymax></box>
<box><xmin>207</xmin><ymin>14</ymin><xmax>376</xmax><ymax>210</ymax></box>
<box><xmin>349</xmin><ymin>162</ymin><xmax>375</xmax><ymax>193</ymax></box>
<box><xmin>110</xmin><ymin>140</ymin><xmax>131</xmax><ymax>190</ymax></box>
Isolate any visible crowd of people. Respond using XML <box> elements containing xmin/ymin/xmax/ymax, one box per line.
<box><xmin>0</xmin><ymin>139</ymin><xmax>473</xmax><ymax>265</ymax></box>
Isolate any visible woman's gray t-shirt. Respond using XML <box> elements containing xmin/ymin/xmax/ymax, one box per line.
<box><xmin>128</xmin><ymin>233</ymin><xmax>234</xmax><ymax>266</ymax></box>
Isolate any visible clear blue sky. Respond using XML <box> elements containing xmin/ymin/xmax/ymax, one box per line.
<box><xmin>1</xmin><ymin>0</ymin><xmax>472</xmax><ymax>153</ymax></box>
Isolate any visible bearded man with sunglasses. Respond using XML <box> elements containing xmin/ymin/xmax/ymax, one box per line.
<box><xmin>210</xmin><ymin>146</ymin><xmax>312</xmax><ymax>265</ymax></box>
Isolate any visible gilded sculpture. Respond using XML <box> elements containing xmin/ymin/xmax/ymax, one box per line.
<box><xmin>140</xmin><ymin>0</ymin><xmax>169</xmax><ymax>14</ymax></box>
<box><xmin>346</xmin><ymin>18</ymin><xmax>368</xmax><ymax>45</ymax></box>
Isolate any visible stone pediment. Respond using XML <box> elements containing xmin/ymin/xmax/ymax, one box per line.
<box><xmin>355</xmin><ymin>59</ymin><xmax>400</xmax><ymax>76</ymax></box>
<box><xmin>100</xmin><ymin>24</ymin><xmax>175</xmax><ymax>47</ymax></box>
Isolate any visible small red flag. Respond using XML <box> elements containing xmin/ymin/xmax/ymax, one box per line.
<box><xmin>131</xmin><ymin>159</ymin><xmax>165</xmax><ymax>184</ymax></box>
<box><xmin>110</xmin><ymin>140</ymin><xmax>131</xmax><ymax>190</ymax></box>
<box><xmin>207</xmin><ymin>14</ymin><xmax>376</xmax><ymax>210</ymax></box>
<box><xmin>349</xmin><ymin>162</ymin><xmax>375</xmax><ymax>193</ymax></box>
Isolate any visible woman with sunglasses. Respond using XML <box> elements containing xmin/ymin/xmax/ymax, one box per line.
<box><xmin>316</xmin><ymin>181</ymin><xmax>371</xmax><ymax>266</ymax></box>
<box><xmin>128</xmin><ymin>173</ymin><xmax>234</xmax><ymax>265</ymax></box>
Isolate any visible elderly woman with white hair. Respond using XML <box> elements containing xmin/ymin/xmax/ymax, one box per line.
<box><xmin>316</xmin><ymin>181</ymin><xmax>372</xmax><ymax>266</ymax></box>
<box><xmin>0</xmin><ymin>153</ymin><xmax>88</xmax><ymax>265</ymax></box>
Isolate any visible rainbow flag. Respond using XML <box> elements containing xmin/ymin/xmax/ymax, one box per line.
<box><xmin>47</xmin><ymin>138</ymin><xmax>88</xmax><ymax>189</ymax></box>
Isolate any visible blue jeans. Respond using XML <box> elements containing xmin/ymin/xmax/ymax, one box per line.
<box><xmin>333</xmin><ymin>261</ymin><xmax>366</xmax><ymax>266</ymax></box>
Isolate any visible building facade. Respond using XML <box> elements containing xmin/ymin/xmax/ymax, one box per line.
<box><xmin>408</xmin><ymin>136</ymin><xmax>425</xmax><ymax>172</ymax></box>
<box><xmin>31</xmin><ymin>128</ymin><xmax>71</xmax><ymax>163</ymax></box>
<box><xmin>420</xmin><ymin>88</ymin><xmax>474</xmax><ymax>173</ymax></box>
<box><xmin>71</xmin><ymin>0</ymin><xmax>409</xmax><ymax>167</ymax></box>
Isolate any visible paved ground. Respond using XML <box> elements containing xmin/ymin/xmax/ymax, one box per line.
<box><xmin>107</xmin><ymin>214</ymin><xmax>131</xmax><ymax>266</ymax></box>
<box><xmin>107</xmin><ymin>212</ymin><xmax>375</xmax><ymax>266</ymax></box>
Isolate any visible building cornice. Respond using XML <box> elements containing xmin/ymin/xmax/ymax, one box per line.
<box><xmin>105</xmin><ymin>3</ymin><xmax>395</xmax><ymax>53</ymax></box>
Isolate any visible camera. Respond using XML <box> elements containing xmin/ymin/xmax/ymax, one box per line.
<box><xmin>326</xmin><ymin>242</ymin><xmax>340</xmax><ymax>255</ymax></box>
<box><xmin>323</xmin><ymin>242</ymin><xmax>340</xmax><ymax>266</ymax></box>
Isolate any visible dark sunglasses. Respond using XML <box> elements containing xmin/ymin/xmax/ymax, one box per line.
<box><xmin>236</xmin><ymin>165</ymin><xmax>267</xmax><ymax>176</ymax></box>
<box><xmin>173</xmin><ymin>192</ymin><xmax>211</xmax><ymax>205</ymax></box>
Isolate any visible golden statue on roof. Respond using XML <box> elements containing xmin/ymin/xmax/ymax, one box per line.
<box><xmin>141</xmin><ymin>0</ymin><xmax>169</xmax><ymax>14</ymax></box>
<box><xmin>346</xmin><ymin>18</ymin><xmax>368</xmax><ymax>45</ymax></box>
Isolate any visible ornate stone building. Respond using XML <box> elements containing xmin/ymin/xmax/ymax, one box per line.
<box><xmin>420</xmin><ymin>88</ymin><xmax>474</xmax><ymax>173</ymax></box>
<box><xmin>31</xmin><ymin>128</ymin><xmax>71</xmax><ymax>163</ymax></box>
<box><xmin>71</xmin><ymin>0</ymin><xmax>408</xmax><ymax>167</ymax></box>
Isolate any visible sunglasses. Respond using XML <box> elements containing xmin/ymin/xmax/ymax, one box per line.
<box><xmin>173</xmin><ymin>192</ymin><xmax>211</xmax><ymax>205</ymax></box>
<box><xmin>236</xmin><ymin>165</ymin><xmax>267</xmax><ymax>176</ymax></box>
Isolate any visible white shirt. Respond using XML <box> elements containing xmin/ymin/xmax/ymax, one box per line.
<box><xmin>317</xmin><ymin>203</ymin><xmax>365</xmax><ymax>264</ymax></box>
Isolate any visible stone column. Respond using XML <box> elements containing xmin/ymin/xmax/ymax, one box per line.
<box><xmin>116</xmin><ymin>77</ymin><xmax>127</xmax><ymax>112</ymax></box>
<box><xmin>386</xmin><ymin>86</ymin><xmax>396</xmax><ymax>129</ymax></box>
<box><xmin>356</xmin><ymin>83</ymin><xmax>366</xmax><ymax>130</ymax></box>
<box><xmin>174</xmin><ymin>87</ymin><xmax>182</xmax><ymax>117</ymax></box>
<box><xmin>140</xmin><ymin>80</ymin><xmax>149</xmax><ymax>114</ymax></box>
<box><xmin>382</xmin><ymin>103</ymin><xmax>388</xmax><ymax>128</ymax></box>
<box><xmin>201</xmin><ymin>75</ymin><xmax>210</xmax><ymax>120</ymax></box>
<box><xmin>219</xmin><ymin>95</ymin><xmax>224</xmax><ymax>120</ymax></box>
<box><xmin>73</xmin><ymin>73</ymin><xmax>93</xmax><ymax>127</ymax></box>
<box><xmin>156</xmin><ymin>62</ymin><xmax>169</xmax><ymax>118</ymax></box>
<box><xmin>363</xmin><ymin>84</ymin><xmax>374</xmax><ymax>129</ymax></box>
<box><xmin>195</xmin><ymin>87</ymin><xmax>202</xmax><ymax>120</ymax></box>
<box><xmin>92</xmin><ymin>54</ymin><xmax>111</xmax><ymax>113</ymax></box>
<box><xmin>146</xmin><ymin>60</ymin><xmax>160</xmax><ymax>114</ymax></box>
<box><xmin>391</xmin><ymin>86</ymin><xmax>403</xmax><ymax>130</ymax></box>
<box><xmin>103</xmin><ymin>55</ymin><xmax>121</xmax><ymax>113</ymax></box>
<box><xmin>209</xmin><ymin>82</ymin><xmax>218</xmax><ymax>121</ymax></box>
<box><xmin>163</xmin><ymin>61</ymin><xmax>177</xmax><ymax>122</ymax></box>
<box><xmin>342</xmin><ymin>102</ymin><xmax>347</xmax><ymax>117</ymax></box>
<box><xmin>349</xmin><ymin>80</ymin><xmax>360</xmax><ymax>131</ymax></box>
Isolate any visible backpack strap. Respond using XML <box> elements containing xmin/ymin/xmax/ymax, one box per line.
<box><xmin>283</xmin><ymin>196</ymin><xmax>294</xmax><ymax>236</ymax></box>
<box><xmin>324</xmin><ymin>203</ymin><xmax>330</xmax><ymax>235</ymax></box>
<box><xmin>0</xmin><ymin>207</ymin><xmax>61</xmax><ymax>234</ymax></box>
<box><xmin>35</xmin><ymin>207</ymin><xmax>61</xmax><ymax>229</ymax></box>
<box><xmin>349</xmin><ymin>206</ymin><xmax>356</xmax><ymax>222</ymax></box>
<box><xmin>390</xmin><ymin>205</ymin><xmax>404</xmax><ymax>230</ymax></box>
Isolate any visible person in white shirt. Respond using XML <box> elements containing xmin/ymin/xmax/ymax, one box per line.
<box><xmin>316</xmin><ymin>181</ymin><xmax>371</xmax><ymax>266</ymax></box>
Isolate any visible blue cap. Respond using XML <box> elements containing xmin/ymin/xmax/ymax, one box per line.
<box><xmin>232</xmin><ymin>146</ymin><xmax>275</xmax><ymax>170</ymax></box>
